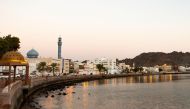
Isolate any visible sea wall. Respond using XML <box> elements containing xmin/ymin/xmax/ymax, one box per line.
<box><xmin>22</xmin><ymin>74</ymin><xmax>146</xmax><ymax>107</ymax></box>
<box><xmin>0</xmin><ymin>81</ymin><xmax>23</xmax><ymax>109</ymax></box>
<box><xmin>2</xmin><ymin>73</ymin><xmax>160</xmax><ymax>109</ymax></box>
<box><xmin>2</xmin><ymin>73</ymin><xmax>180</xmax><ymax>109</ymax></box>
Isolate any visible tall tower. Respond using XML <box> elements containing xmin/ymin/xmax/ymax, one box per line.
<box><xmin>58</xmin><ymin>37</ymin><xmax>62</xmax><ymax>59</ymax></box>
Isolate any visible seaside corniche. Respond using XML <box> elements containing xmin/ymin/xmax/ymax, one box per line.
<box><xmin>20</xmin><ymin>72</ymin><xmax>189</xmax><ymax>109</ymax></box>
<box><xmin>0</xmin><ymin>73</ymin><xmax>189</xmax><ymax>109</ymax></box>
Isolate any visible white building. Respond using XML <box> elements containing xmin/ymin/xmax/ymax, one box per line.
<box><xmin>83</xmin><ymin>60</ymin><xmax>99</xmax><ymax>75</ymax></box>
<box><xmin>63</xmin><ymin>58</ymin><xmax>120</xmax><ymax>75</ymax></box>
<box><xmin>178</xmin><ymin>66</ymin><xmax>190</xmax><ymax>72</ymax></box>
<box><xmin>74</xmin><ymin>60</ymin><xmax>99</xmax><ymax>75</ymax></box>
<box><xmin>94</xmin><ymin>58</ymin><xmax>120</xmax><ymax>74</ymax></box>
<box><xmin>63</xmin><ymin>59</ymin><xmax>74</xmax><ymax>74</ymax></box>
<box><xmin>143</xmin><ymin>67</ymin><xmax>159</xmax><ymax>73</ymax></box>
<box><xmin>118</xmin><ymin>63</ymin><xmax>131</xmax><ymax>71</ymax></box>
<box><xmin>73</xmin><ymin>61</ymin><xmax>80</xmax><ymax>74</ymax></box>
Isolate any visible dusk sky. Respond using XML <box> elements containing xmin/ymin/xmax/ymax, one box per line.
<box><xmin>0</xmin><ymin>0</ymin><xmax>190</xmax><ymax>60</ymax></box>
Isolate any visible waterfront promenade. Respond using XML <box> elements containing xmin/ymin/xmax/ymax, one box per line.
<box><xmin>0</xmin><ymin>72</ymin><xmax>189</xmax><ymax>109</ymax></box>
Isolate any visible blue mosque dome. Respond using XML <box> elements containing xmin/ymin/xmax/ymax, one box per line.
<box><xmin>27</xmin><ymin>49</ymin><xmax>39</xmax><ymax>58</ymax></box>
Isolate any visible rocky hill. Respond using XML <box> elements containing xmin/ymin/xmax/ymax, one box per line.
<box><xmin>118</xmin><ymin>51</ymin><xmax>190</xmax><ymax>67</ymax></box>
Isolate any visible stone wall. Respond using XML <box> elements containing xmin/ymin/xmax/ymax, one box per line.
<box><xmin>0</xmin><ymin>81</ymin><xmax>23</xmax><ymax>109</ymax></box>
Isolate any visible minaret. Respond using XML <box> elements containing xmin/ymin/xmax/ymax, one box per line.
<box><xmin>58</xmin><ymin>37</ymin><xmax>62</xmax><ymax>59</ymax></box>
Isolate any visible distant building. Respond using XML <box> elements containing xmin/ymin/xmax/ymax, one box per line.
<box><xmin>143</xmin><ymin>67</ymin><xmax>159</xmax><ymax>73</ymax></box>
<box><xmin>94</xmin><ymin>58</ymin><xmax>119</xmax><ymax>74</ymax></box>
<box><xmin>63</xmin><ymin>58</ymin><xmax>121</xmax><ymax>75</ymax></box>
<box><xmin>178</xmin><ymin>66</ymin><xmax>190</xmax><ymax>72</ymax></box>
<box><xmin>63</xmin><ymin>59</ymin><xmax>70</xmax><ymax>74</ymax></box>
<box><xmin>63</xmin><ymin>59</ymin><xmax>74</xmax><ymax>74</ymax></box>
<box><xmin>118</xmin><ymin>63</ymin><xmax>131</xmax><ymax>71</ymax></box>
<box><xmin>26</xmin><ymin>49</ymin><xmax>62</xmax><ymax>75</ymax></box>
<box><xmin>161</xmin><ymin>64</ymin><xmax>172</xmax><ymax>72</ymax></box>
<box><xmin>73</xmin><ymin>61</ymin><xmax>80</xmax><ymax>74</ymax></box>
<box><xmin>82</xmin><ymin>60</ymin><xmax>99</xmax><ymax>75</ymax></box>
<box><xmin>78</xmin><ymin>63</ymin><xmax>85</xmax><ymax>74</ymax></box>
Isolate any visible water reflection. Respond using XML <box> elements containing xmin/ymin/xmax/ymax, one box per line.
<box><xmin>42</xmin><ymin>95</ymin><xmax>54</xmax><ymax>109</ymax></box>
<box><xmin>86</xmin><ymin>74</ymin><xmax>180</xmax><ymax>87</ymax></box>
<box><xmin>82</xmin><ymin>84</ymin><xmax>89</xmax><ymax>109</ymax></box>
<box><xmin>65</xmin><ymin>86</ymin><xmax>74</xmax><ymax>109</ymax></box>
<box><xmin>31</xmin><ymin>74</ymin><xmax>190</xmax><ymax>109</ymax></box>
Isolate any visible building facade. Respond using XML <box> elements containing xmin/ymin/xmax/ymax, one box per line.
<box><xmin>63</xmin><ymin>59</ymin><xmax>74</xmax><ymax>74</ymax></box>
<box><xmin>94</xmin><ymin>58</ymin><xmax>119</xmax><ymax>74</ymax></box>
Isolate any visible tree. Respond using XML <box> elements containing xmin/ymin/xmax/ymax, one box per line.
<box><xmin>133</xmin><ymin>67</ymin><xmax>139</xmax><ymax>73</ymax></box>
<box><xmin>159</xmin><ymin>68</ymin><xmax>163</xmax><ymax>72</ymax></box>
<box><xmin>132</xmin><ymin>67</ymin><xmax>144</xmax><ymax>73</ymax></box>
<box><xmin>96</xmin><ymin>64</ymin><xmax>105</xmax><ymax>74</ymax></box>
<box><xmin>0</xmin><ymin>34</ymin><xmax>20</xmax><ymax>58</ymax></box>
<box><xmin>49</xmin><ymin>63</ymin><xmax>59</xmax><ymax>76</ymax></box>
<box><xmin>3</xmin><ymin>35</ymin><xmax>20</xmax><ymax>51</ymax></box>
<box><xmin>0</xmin><ymin>37</ymin><xmax>8</xmax><ymax>58</ymax></box>
<box><xmin>37</xmin><ymin>62</ymin><xmax>47</xmax><ymax>76</ymax></box>
<box><xmin>121</xmin><ymin>67</ymin><xmax>130</xmax><ymax>74</ymax></box>
<box><xmin>139</xmin><ymin>67</ymin><xmax>144</xmax><ymax>72</ymax></box>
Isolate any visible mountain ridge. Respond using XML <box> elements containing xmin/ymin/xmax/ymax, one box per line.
<box><xmin>118</xmin><ymin>51</ymin><xmax>190</xmax><ymax>67</ymax></box>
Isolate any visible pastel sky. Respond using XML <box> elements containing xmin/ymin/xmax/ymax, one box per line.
<box><xmin>0</xmin><ymin>0</ymin><xmax>190</xmax><ymax>60</ymax></box>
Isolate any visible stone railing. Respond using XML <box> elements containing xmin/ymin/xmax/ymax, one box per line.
<box><xmin>0</xmin><ymin>78</ymin><xmax>7</xmax><ymax>89</ymax></box>
<box><xmin>29</xmin><ymin>74</ymin><xmax>120</xmax><ymax>89</ymax></box>
<box><xmin>29</xmin><ymin>75</ymin><xmax>94</xmax><ymax>89</ymax></box>
<box><xmin>0</xmin><ymin>80</ymin><xmax>23</xmax><ymax>109</ymax></box>
<box><xmin>0</xmin><ymin>78</ymin><xmax>24</xmax><ymax>90</ymax></box>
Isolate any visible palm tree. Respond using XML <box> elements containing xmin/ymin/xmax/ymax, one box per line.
<box><xmin>122</xmin><ymin>67</ymin><xmax>130</xmax><ymax>74</ymax></box>
<box><xmin>50</xmin><ymin>63</ymin><xmax>58</xmax><ymax>76</ymax></box>
<box><xmin>96</xmin><ymin>64</ymin><xmax>106</xmax><ymax>74</ymax></box>
<box><xmin>37</xmin><ymin>62</ymin><xmax>47</xmax><ymax>76</ymax></box>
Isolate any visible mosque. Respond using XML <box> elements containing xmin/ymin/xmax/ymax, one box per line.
<box><xmin>26</xmin><ymin>37</ymin><xmax>63</xmax><ymax>76</ymax></box>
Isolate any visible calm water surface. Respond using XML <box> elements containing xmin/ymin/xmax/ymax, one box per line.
<box><xmin>32</xmin><ymin>74</ymin><xmax>190</xmax><ymax>109</ymax></box>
